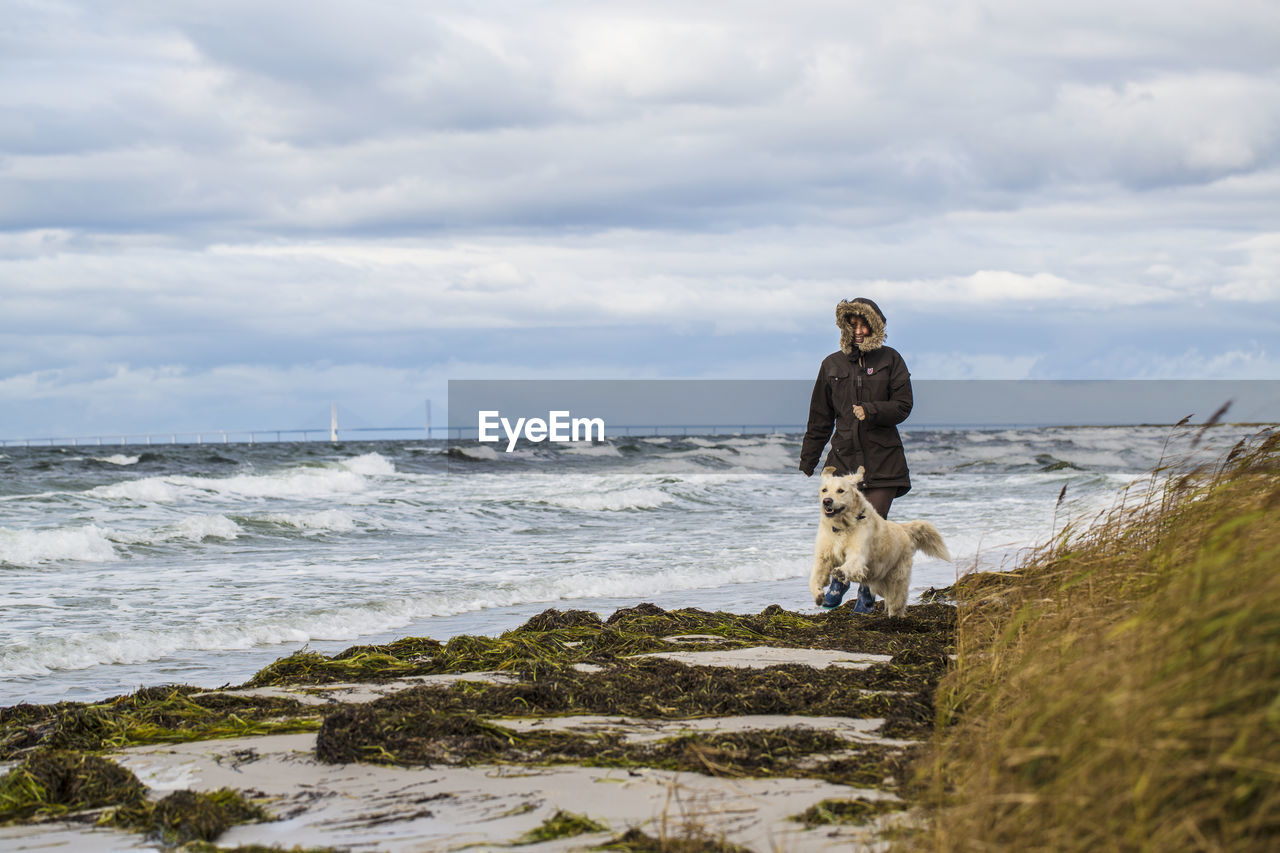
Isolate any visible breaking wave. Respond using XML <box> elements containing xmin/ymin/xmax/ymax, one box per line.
<box><xmin>0</xmin><ymin>524</ymin><xmax>120</xmax><ymax>567</ymax></box>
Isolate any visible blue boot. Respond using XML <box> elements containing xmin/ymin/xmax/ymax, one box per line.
<box><xmin>851</xmin><ymin>584</ymin><xmax>877</xmax><ymax>614</ymax></box>
<box><xmin>822</xmin><ymin>578</ymin><xmax>850</xmax><ymax>609</ymax></box>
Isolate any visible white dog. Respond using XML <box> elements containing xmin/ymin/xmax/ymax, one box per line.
<box><xmin>809</xmin><ymin>466</ymin><xmax>950</xmax><ymax>616</ymax></box>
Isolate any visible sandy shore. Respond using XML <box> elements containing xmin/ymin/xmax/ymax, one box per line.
<box><xmin>0</xmin><ymin>607</ymin><xmax>951</xmax><ymax>852</ymax></box>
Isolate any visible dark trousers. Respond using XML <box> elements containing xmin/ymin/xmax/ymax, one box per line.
<box><xmin>862</xmin><ymin>488</ymin><xmax>894</xmax><ymax>520</ymax></box>
<box><xmin>854</xmin><ymin>488</ymin><xmax>895</xmax><ymax>610</ymax></box>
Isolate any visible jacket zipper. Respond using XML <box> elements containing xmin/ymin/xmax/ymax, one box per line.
<box><xmin>854</xmin><ymin>354</ymin><xmax>865</xmax><ymax>464</ymax></box>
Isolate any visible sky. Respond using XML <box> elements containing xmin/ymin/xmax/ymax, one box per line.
<box><xmin>2</xmin><ymin>1</ymin><xmax>1279</xmax><ymax>439</ymax></box>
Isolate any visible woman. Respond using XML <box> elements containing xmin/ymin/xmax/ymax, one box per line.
<box><xmin>800</xmin><ymin>297</ymin><xmax>914</xmax><ymax>612</ymax></box>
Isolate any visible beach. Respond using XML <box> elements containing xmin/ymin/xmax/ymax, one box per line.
<box><xmin>0</xmin><ymin>601</ymin><xmax>954</xmax><ymax>851</ymax></box>
<box><xmin>2</xmin><ymin>425</ymin><xmax>1276</xmax><ymax>851</ymax></box>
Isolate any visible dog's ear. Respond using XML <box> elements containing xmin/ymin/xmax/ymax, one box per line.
<box><xmin>821</xmin><ymin>466</ymin><xmax>836</xmax><ymax>477</ymax></box>
<box><xmin>851</xmin><ymin>466</ymin><xmax>865</xmax><ymax>485</ymax></box>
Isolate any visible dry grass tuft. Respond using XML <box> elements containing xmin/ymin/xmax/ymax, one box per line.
<box><xmin>913</xmin><ymin>427</ymin><xmax>1280</xmax><ymax>851</ymax></box>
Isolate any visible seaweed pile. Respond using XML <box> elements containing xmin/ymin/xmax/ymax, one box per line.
<box><xmin>2</xmin><ymin>600</ymin><xmax>957</xmax><ymax>849</ymax></box>
<box><xmin>247</xmin><ymin>602</ymin><xmax>956</xmax><ymax>687</ymax></box>
<box><xmin>0</xmin><ymin>748</ymin><xmax>271</xmax><ymax>846</ymax></box>
<box><xmin>0</xmin><ymin>684</ymin><xmax>318</xmax><ymax>759</ymax></box>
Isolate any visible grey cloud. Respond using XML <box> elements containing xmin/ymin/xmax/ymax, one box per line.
<box><xmin>1</xmin><ymin>1</ymin><xmax>1278</xmax><ymax>437</ymax></box>
<box><xmin>4</xmin><ymin>1</ymin><xmax>1278</xmax><ymax>239</ymax></box>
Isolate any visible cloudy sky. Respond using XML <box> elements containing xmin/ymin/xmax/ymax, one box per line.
<box><xmin>3</xmin><ymin>0</ymin><xmax>1278</xmax><ymax>438</ymax></box>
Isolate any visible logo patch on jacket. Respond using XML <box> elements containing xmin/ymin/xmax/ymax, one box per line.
<box><xmin>865</xmin><ymin>367</ymin><xmax>875</xmax><ymax>375</ymax></box>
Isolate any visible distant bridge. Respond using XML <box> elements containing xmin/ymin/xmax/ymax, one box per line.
<box><xmin>0</xmin><ymin>424</ymin><xmax>808</xmax><ymax>448</ymax></box>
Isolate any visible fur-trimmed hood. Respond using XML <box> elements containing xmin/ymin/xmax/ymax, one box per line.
<box><xmin>836</xmin><ymin>298</ymin><xmax>887</xmax><ymax>354</ymax></box>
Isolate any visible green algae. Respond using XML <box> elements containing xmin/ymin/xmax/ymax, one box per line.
<box><xmin>316</xmin><ymin>701</ymin><xmax>909</xmax><ymax>791</ymax></box>
<box><xmin>0</xmin><ymin>748</ymin><xmax>146</xmax><ymax>823</ymax></box>
<box><xmin>108</xmin><ymin>786</ymin><xmax>272</xmax><ymax>844</ymax></box>
<box><xmin>516</xmin><ymin>809</ymin><xmax>608</xmax><ymax>844</ymax></box>
<box><xmin>792</xmin><ymin>796</ymin><xmax>907</xmax><ymax>827</ymax></box>
<box><xmin>180</xmin><ymin>840</ymin><xmax>343</xmax><ymax>845</ymax></box>
<box><xmin>0</xmin><ymin>685</ymin><xmax>319</xmax><ymax>759</ymax></box>
<box><xmin>0</xmin><ymin>749</ymin><xmax>269</xmax><ymax>846</ymax></box>
<box><xmin>245</xmin><ymin>602</ymin><xmax>956</xmax><ymax>688</ymax></box>
<box><xmin>594</xmin><ymin>826</ymin><xmax>753</xmax><ymax>852</ymax></box>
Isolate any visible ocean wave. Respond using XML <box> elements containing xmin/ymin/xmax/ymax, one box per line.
<box><xmin>0</xmin><ymin>554</ymin><xmax>814</xmax><ymax>677</ymax></box>
<box><xmin>0</xmin><ymin>524</ymin><xmax>120</xmax><ymax>566</ymax></box>
<box><xmin>111</xmin><ymin>515</ymin><xmax>243</xmax><ymax>545</ymax></box>
<box><xmin>262</xmin><ymin>510</ymin><xmax>358</xmax><ymax>532</ymax></box>
<box><xmin>661</xmin><ymin>442</ymin><xmax>794</xmax><ymax>471</ymax></box>
<box><xmin>89</xmin><ymin>458</ymin><xmax>391</xmax><ymax>506</ymax></box>
<box><xmin>530</xmin><ymin>487</ymin><xmax>673</xmax><ymax>512</ymax></box>
<box><xmin>94</xmin><ymin>454</ymin><xmax>140</xmax><ymax>466</ymax></box>
<box><xmin>448</xmin><ymin>445</ymin><xmax>500</xmax><ymax>461</ymax></box>
<box><xmin>93</xmin><ymin>477</ymin><xmax>184</xmax><ymax>503</ymax></box>
<box><xmin>340</xmin><ymin>452</ymin><xmax>396</xmax><ymax>476</ymax></box>
<box><xmin>559</xmin><ymin>442</ymin><xmax>624</xmax><ymax>457</ymax></box>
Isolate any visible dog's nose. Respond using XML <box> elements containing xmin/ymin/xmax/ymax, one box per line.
<box><xmin>822</xmin><ymin>497</ymin><xmax>833</xmax><ymax>507</ymax></box>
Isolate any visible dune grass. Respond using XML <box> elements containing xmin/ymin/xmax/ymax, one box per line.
<box><xmin>913</xmin><ymin>427</ymin><xmax>1280</xmax><ymax>851</ymax></box>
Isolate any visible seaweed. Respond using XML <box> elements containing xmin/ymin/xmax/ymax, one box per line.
<box><xmin>317</xmin><ymin>700</ymin><xmax>908</xmax><ymax>790</ymax></box>
<box><xmin>0</xmin><ymin>748</ymin><xmax>146</xmax><ymax>822</ymax></box>
<box><xmin>594</xmin><ymin>826</ymin><xmax>753</xmax><ymax>852</ymax></box>
<box><xmin>0</xmin><ymin>684</ymin><xmax>319</xmax><ymax>759</ymax></box>
<box><xmin>244</xmin><ymin>602</ymin><xmax>956</xmax><ymax>688</ymax></box>
<box><xmin>516</xmin><ymin>809</ymin><xmax>608</xmax><ymax>844</ymax></box>
<box><xmin>314</xmin><ymin>656</ymin><xmax>915</xmax><ymax>758</ymax></box>
<box><xmin>108</xmin><ymin>787</ymin><xmax>272</xmax><ymax>844</ymax></box>
<box><xmin>791</xmin><ymin>797</ymin><xmax>906</xmax><ymax>827</ymax></box>
<box><xmin>180</xmin><ymin>840</ymin><xmax>343</xmax><ymax>845</ymax></box>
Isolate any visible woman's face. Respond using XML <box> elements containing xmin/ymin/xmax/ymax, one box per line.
<box><xmin>847</xmin><ymin>315</ymin><xmax>870</xmax><ymax>342</ymax></box>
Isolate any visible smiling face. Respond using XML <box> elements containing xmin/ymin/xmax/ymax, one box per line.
<box><xmin>819</xmin><ymin>466</ymin><xmax>866</xmax><ymax>518</ymax></box>
<box><xmin>845</xmin><ymin>314</ymin><xmax>871</xmax><ymax>346</ymax></box>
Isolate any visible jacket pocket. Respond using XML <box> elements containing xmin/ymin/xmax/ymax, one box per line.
<box><xmin>864</xmin><ymin>430</ymin><xmax>908</xmax><ymax>481</ymax></box>
<box><xmin>827</xmin><ymin>370</ymin><xmax>855</xmax><ymax>411</ymax></box>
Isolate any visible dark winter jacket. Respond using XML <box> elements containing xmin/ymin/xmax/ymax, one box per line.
<box><xmin>800</xmin><ymin>298</ymin><xmax>913</xmax><ymax>496</ymax></box>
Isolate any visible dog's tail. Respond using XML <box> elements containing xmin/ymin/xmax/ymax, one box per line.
<box><xmin>905</xmin><ymin>521</ymin><xmax>950</xmax><ymax>561</ymax></box>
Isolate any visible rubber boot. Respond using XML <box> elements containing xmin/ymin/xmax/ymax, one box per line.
<box><xmin>821</xmin><ymin>578</ymin><xmax>850</xmax><ymax>609</ymax></box>
<box><xmin>851</xmin><ymin>584</ymin><xmax>876</xmax><ymax>614</ymax></box>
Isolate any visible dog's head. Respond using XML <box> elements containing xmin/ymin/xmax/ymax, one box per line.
<box><xmin>819</xmin><ymin>466</ymin><xmax>867</xmax><ymax>520</ymax></box>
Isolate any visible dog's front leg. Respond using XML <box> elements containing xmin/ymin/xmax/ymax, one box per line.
<box><xmin>837</xmin><ymin>559</ymin><xmax>869</xmax><ymax>585</ymax></box>
<box><xmin>809</xmin><ymin>553</ymin><xmax>835</xmax><ymax>606</ymax></box>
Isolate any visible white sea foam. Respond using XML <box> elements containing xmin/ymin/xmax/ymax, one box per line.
<box><xmin>454</xmin><ymin>445</ymin><xmax>499</xmax><ymax>461</ymax></box>
<box><xmin>0</xmin><ymin>524</ymin><xmax>120</xmax><ymax>566</ymax></box>
<box><xmin>94</xmin><ymin>455</ymin><xmax>140</xmax><ymax>466</ymax></box>
<box><xmin>109</xmin><ymin>515</ymin><xmax>243</xmax><ymax>545</ymax></box>
<box><xmin>169</xmin><ymin>515</ymin><xmax>242</xmax><ymax>541</ymax></box>
<box><xmin>560</xmin><ymin>443</ymin><xmax>623</xmax><ymax>457</ymax></box>
<box><xmin>94</xmin><ymin>477</ymin><xmax>184</xmax><ymax>503</ymax></box>
<box><xmin>664</xmin><ymin>441</ymin><xmax>793</xmax><ymax>471</ymax></box>
<box><xmin>264</xmin><ymin>510</ymin><xmax>358</xmax><ymax>532</ymax></box>
<box><xmin>536</xmin><ymin>487</ymin><xmax>673</xmax><ymax>512</ymax></box>
<box><xmin>341</xmin><ymin>452</ymin><xmax>396</xmax><ymax>476</ymax></box>
<box><xmin>91</xmin><ymin>462</ymin><xmax>381</xmax><ymax>505</ymax></box>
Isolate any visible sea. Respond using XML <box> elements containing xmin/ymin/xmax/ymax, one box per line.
<box><xmin>0</xmin><ymin>425</ymin><xmax>1263</xmax><ymax>706</ymax></box>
